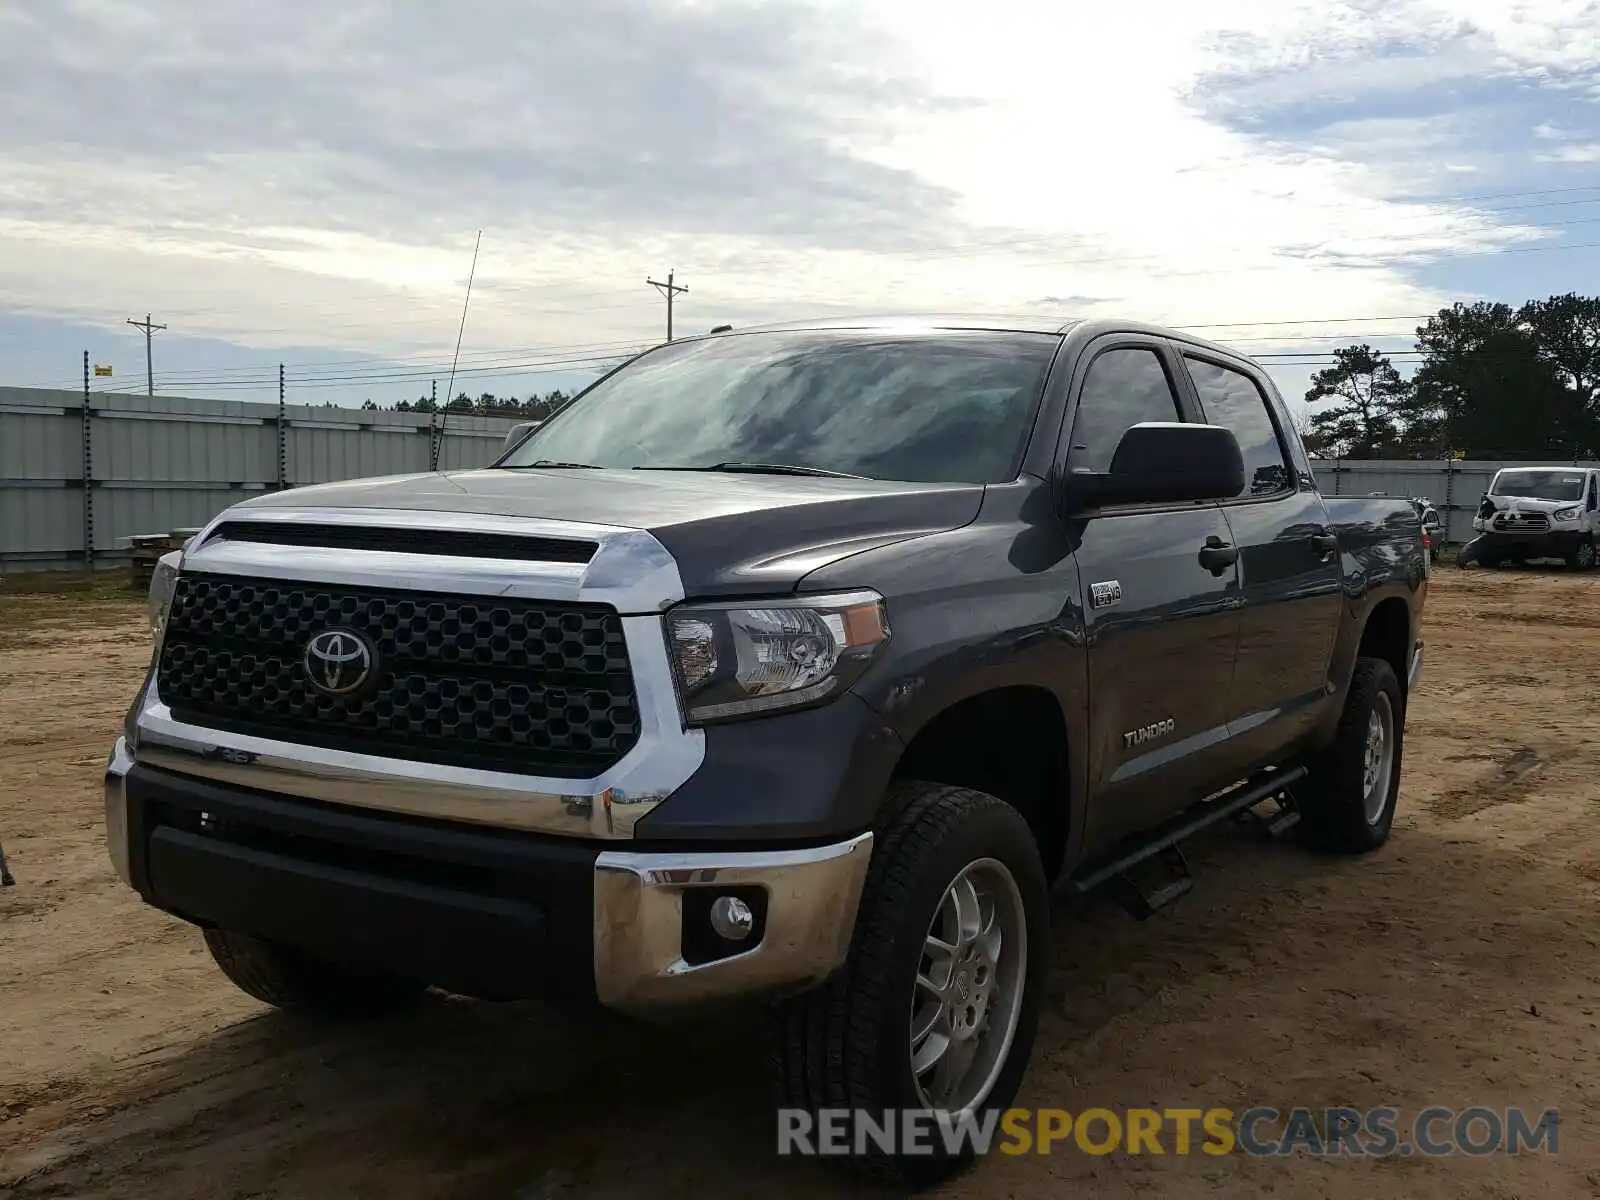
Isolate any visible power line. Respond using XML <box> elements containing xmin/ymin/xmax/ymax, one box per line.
<box><xmin>147</xmin><ymin>349</ymin><xmax>647</xmax><ymax>392</ymax></box>
<box><xmin>125</xmin><ymin>313</ymin><xmax>166</xmax><ymax>395</ymax></box>
<box><xmin>647</xmin><ymin>270</ymin><xmax>689</xmax><ymax>342</ymax></box>
<box><xmin>45</xmin><ymin>334</ymin><xmax>657</xmax><ymax>386</ymax></box>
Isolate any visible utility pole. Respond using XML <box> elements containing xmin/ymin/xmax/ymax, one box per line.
<box><xmin>647</xmin><ymin>270</ymin><xmax>688</xmax><ymax>342</ymax></box>
<box><xmin>126</xmin><ymin>313</ymin><xmax>166</xmax><ymax>395</ymax></box>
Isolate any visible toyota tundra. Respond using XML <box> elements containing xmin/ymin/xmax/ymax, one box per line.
<box><xmin>105</xmin><ymin>316</ymin><xmax>1427</xmax><ymax>1184</ymax></box>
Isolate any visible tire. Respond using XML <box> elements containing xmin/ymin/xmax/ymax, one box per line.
<box><xmin>1297</xmin><ymin>658</ymin><xmax>1404</xmax><ymax>854</ymax></box>
<box><xmin>1567</xmin><ymin>539</ymin><xmax>1596</xmax><ymax>571</ymax></box>
<box><xmin>770</xmin><ymin>782</ymin><xmax>1049</xmax><ymax>1187</ymax></box>
<box><xmin>203</xmin><ymin>928</ymin><xmax>427</xmax><ymax>1018</ymax></box>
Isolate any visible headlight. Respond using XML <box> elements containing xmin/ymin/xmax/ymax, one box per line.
<box><xmin>1554</xmin><ymin>507</ymin><xmax>1580</xmax><ymax>522</ymax></box>
<box><xmin>148</xmin><ymin>551</ymin><xmax>181</xmax><ymax>643</ymax></box>
<box><xmin>666</xmin><ymin>590</ymin><xmax>889</xmax><ymax>724</ymax></box>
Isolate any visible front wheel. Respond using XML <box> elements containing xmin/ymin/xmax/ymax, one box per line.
<box><xmin>770</xmin><ymin>783</ymin><xmax>1049</xmax><ymax>1187</ymax></box>
<box><xmin>1297</xmin><ymin>657</ymin><xmax>1405</xmax><ymax>853</ymax></box>
<box><xmin>1567</xmin><ymin>539</ymin><xmax>1596</xmax><ymax>570</ymax></box>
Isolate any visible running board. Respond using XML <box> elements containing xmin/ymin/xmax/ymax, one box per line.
<box><xmin>1068</xmin><ymin>766</ymin><xmax>1308</xmax><ymax>918</ymax></box>
<box><xmin>1235</xmin><ymin>792</ymin><xmax>1302</xmax><ymax>839</ymax></box>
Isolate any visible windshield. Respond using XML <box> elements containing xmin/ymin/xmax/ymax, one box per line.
<box><xmin>499</xmin><ymin>329</ymin><xmax>1059</xmax><ymax>484</ymax></box>
<box><xmin>1488</xmin><ymin>470</ymin><xmax>1586</xmax><ymax>502</ymax></box>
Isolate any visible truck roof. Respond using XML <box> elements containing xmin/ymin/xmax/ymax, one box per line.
<box><xmin>682</xmin><ymin>314</ymin><xmax>1248</xmax><ymax>364</ymax></box>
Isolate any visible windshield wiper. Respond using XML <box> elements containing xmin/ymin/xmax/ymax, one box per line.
<box><xmin>509</xmin><ymin>459</ymin><xmax>603</xmax><ymax>469</ymax></box>
<box><xmin>635</xmin><ymin>461</ymin><xmax>863</xmax><ymax>479</ymax></box>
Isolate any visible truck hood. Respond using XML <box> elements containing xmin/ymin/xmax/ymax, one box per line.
<box><xmin>230</xmin><ymin>467</ymin><xmax>985</xmax><ymax>596</ymax></box>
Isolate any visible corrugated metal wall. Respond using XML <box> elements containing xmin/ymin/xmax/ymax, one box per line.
<box><xmin>1312</xmin><ymin>458</ymin><xmax>1600</xmax><ymax>545</ymax></box>
<box><xmin>0</xmin><ymin>387</ymin><xmax>520</xmax><ymax>571</ymax></box>
<box><xmin>4</xmin><ymin>382</ymin><xmax>1595</xmax><ymax>571</ymax></box>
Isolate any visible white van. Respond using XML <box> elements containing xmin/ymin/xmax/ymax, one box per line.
<box><xmin>1464</xmin><ymin>466</ymin><xmax>1600</xmax><ymax>569</ymax></box>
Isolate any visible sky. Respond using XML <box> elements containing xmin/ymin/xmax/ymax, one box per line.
<box><xmin>2</xmin><ymin>0</ymin><xmax>1598</xmax><ymax>418</ymax></box>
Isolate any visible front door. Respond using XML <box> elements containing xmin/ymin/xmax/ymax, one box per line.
<box><xmin>1059</xmin><ymin>339</ymin><xmax>1243</xmax><ymax>850</ymax></box>
<box><xmin>1180</xmin><ymin>352</ymin><xmax>1344</xmax><ymax>765</ymax></box>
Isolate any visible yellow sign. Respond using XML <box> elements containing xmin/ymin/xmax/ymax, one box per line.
<box><xmin>94</xmin><ymin>364</ymin><xmax>113</xmax><ymax>377</ymax></box>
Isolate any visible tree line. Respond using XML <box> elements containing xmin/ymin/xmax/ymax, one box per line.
<box><xmin>355</xmin><ymin>387</ymin><xmax>576</xmax><ymax>420</ymax></box>
<box><xmin>1302</xmin><ymin>293</ymin><xmax>1600</xmax><ymax>460</ymax></box>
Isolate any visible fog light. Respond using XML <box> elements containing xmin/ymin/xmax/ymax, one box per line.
<box><xmin>709</xmin><ymin>894</ymin><xmax>755</xmax><ymax>941</ymax></box>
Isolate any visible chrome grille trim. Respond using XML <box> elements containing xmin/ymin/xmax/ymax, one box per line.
<box><xmin>129</xmin><ymin>507</ymin><xmax>703</xmax><ymax>838</ymax></box>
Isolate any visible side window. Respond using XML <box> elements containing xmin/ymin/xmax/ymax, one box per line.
<box><xmin>1185</xmin><ymin>357</ymin><xmax>1292</xmax><ymax>498</ymax></box>
<box><xmin>1067</xmin><ymin>347</ymin><xmax>1183</xmax><ymax>473</ymax></box>
<box><xmin>1588</xmin><ymin>476</ymin><xmax>1598</xmax><ymax>511</ymax></box>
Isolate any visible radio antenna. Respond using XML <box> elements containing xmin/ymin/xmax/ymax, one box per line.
<box><xmin>431</xmin><ymin>228</ymin><xmax>483</xmax><ymax>471</ymax></box>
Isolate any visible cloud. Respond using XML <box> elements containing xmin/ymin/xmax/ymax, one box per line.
<box><xmin>0</xmin><ymin>0</ymin><xmax>1595</xmax><ymax>382</ymax></box>
<box><xmin>1027</xmin><ymin>296</ymin><xmax>1120</xmax><ymax>311</ymax></box>
<box><xmin>2</xmin><ymin>0</ymin><xmax>957</xmax><ymax>240</ymax></box>
<box><xmin>1538</xmin><ymin>142</ymin><xmax>1600</xmax><ymax>161</ymax></box>
<box><xmin>1527</xmin><ymin>120</ymin><xmax>1600</xmax><ymax>162</ymax></box>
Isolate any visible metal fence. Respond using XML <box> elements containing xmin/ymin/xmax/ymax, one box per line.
<box><xmin>0</xmin><ymin>387</ymin><xmax>521</xmax><ymax>572</ymax></box>
<box><xmin>3</xmin><ymin>382</ymin><xmax>1593</xmax><ymax>572</ymax></box>
<box><xmin>1312</xmin><ymin>458</ymin><xmax>1600</xmax><ymax>546</ymax></box>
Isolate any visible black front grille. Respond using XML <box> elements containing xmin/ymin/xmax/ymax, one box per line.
<box><xmin>1493</xmin><ymin>513</ymin><xmax>1551</xmax><ymax>532</ymax></box>
<box><xmin>156</xmin><ymin>573</ymin><xmax>640</xmax><ymax>777</ymax></box>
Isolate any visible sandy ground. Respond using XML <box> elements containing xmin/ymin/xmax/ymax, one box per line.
<box><xmin>1</xmin><ymin>567</ymin><xmax>1598</xmax><ymax>1198</ymax></box>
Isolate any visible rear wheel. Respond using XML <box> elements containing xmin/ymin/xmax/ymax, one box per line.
<box><xmin>1297</xmin><ymin>658</ymin><xmax>1404</xmax><ymax>853</ymax></box>
<box><xmin>203</xmin><ymin>929</ymin><xmax>427</xmax><ymax>1018</ymax></box>
<box><xmin>770</xmin><ymin>782</ymin><xmax>1049</xmax><ymax>1187</ymax></box>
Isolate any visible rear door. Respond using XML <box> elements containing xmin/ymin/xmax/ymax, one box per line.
<box><xmin>1060</xmin><ymin>337</ymin><xmax>1243</xmax><ymax>848</ymax></box>
<box><xmin>1178</xmin><ymin>351</ymin><xmax>1343</xmax><ymax>766</ymax></box>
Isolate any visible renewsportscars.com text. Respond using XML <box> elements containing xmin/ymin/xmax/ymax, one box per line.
<box><xmin>777</xmin><ymin>1106</ymin><xmax>1560</xmax><ymax>1158</ymax></box>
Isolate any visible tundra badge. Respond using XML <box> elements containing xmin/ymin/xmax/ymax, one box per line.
<box><xmin>1123</xmin><ymin>717</ymin><xmax>1175</xmax><ymax>748</ymax></box>
<box><xmin>1090</xmin><ymin>580</ymin><xmax>1123</xmax><ymax>609</ymax></box>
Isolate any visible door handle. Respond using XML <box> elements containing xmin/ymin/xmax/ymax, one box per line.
<box><xmin>1310</xmin><ymin>531</ymin><xmax>1338</xmax><ymax>557</ymax></box>
<box><xmin>1198</xmin><ymin>536</ymin><xmax>1237</xmax><ymax>575</ymax></box>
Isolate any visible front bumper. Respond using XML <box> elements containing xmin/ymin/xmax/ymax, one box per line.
<box><xmin>1467</xmin><ymin>529</ymin><xmax>1586</xmax><ymax>557</ymax></box>
<box><xmin>105</xmin><ymin>739</ymin><xmax>873</xmax><ymax>1018</ymax></box>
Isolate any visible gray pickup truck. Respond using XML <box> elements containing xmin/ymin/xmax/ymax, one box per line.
<box><xmin>106</xmin><ymin>316</ymin><xmax>1426</xmax><ymax>1184</ymax></box>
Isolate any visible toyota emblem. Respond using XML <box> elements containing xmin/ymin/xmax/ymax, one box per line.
<box><xmin>303</xmin><ymin>628</ymin><xmax>377</xmax><ymax>696</ymax></box>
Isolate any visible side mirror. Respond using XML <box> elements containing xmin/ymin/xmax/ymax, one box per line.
<box><xmin>502</xmin><ymin>420</ymin><xmax>541</xmax><ymax>453</ymax></box>
<box><xmin>1064</xmin><ymin>422</ymin><xmax>1244</xmax><ymax>511</ymax></box>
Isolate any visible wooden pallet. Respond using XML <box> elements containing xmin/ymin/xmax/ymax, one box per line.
<box><xmin>129</xmin><ymin>527</ymin><xmax>201</xmax><ymax>590</ymax></box>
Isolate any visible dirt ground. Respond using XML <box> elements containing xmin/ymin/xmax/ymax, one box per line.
<box><xmin>2</xmin><ymin>566</ymin><xmax>1598</xmax><ymax>1198</ymax></box>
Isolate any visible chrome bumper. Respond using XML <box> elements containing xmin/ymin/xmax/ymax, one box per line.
<box><xmin>104</xmin><ymin>736</ymin><xmax>873</xmax><ymax>1017</ymax></box>
<box><xmin>105</xmin><ymin>735</ymin><xmax>136</xmax><ymax>887</ymax></box>
<box><xmin>594</xmin><ymin>834</ymin><xmax>873</xmax><ymax>1016</ymax></box>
